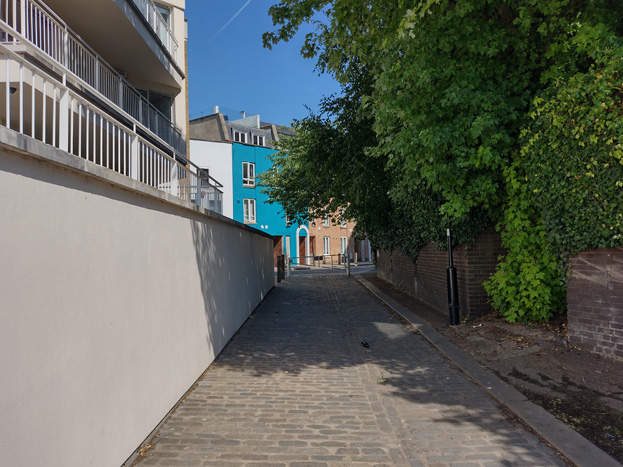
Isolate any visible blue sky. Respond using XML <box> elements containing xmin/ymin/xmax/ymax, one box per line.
<box><xmin>185</xmin><ymin>0</ymin><xmax>341</xmax><ymax>127</ymax></box>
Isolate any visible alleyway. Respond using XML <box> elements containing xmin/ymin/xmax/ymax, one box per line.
<box><xmin>135</xmin><ymin>271</ymin><xmax>565</xmax><ymax>466</ymax></box>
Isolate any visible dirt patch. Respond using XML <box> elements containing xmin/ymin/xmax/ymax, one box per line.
<box><xmin>361</xmin><ymin>273</ymin><xmax>623</xmax><ymax>464</ymax></box>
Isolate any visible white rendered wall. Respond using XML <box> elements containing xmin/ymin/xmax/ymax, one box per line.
<box><xmin>190</xmin><ymin>139</ymin><xmax>234</xmax><ymax>219</ymax></box>
<box><xmin>0</xmin><ymin>135</ymin><xmax>274</xmax><ymax>467</ymax></box>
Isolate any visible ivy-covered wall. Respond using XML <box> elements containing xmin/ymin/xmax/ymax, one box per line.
<box><xmin>261</xmin><ymin>1</ymin><xmax>623</xmax><ymax>324</ymax></box>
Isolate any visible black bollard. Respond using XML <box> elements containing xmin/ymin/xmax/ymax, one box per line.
<box><xmin>446</xmin><ymin>229</ymin><xmax>460</xmax><ymax>326</ymax></box>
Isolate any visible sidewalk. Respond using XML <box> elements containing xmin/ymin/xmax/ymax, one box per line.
<box><xmin>135</xmin><ymin>274</ymin><xmax>568</xmax><ymax>467</ymax></box>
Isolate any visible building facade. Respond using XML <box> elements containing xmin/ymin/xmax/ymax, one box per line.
<box><xmin>232</xmin><ymin>141</ymin><xmax>307</xmax><ymax>264</ymax></box>
<box><xmin>309</xmin><ymin>214</ymin><xmax>373</xmax><ymax>263</ymax></box>
<box><xmin>190</xmin><ymin>110</ymin><xmax>309</xmax><ymax>264</ymax></box>
<box><xmin>0</xmin><ymin>1</ymin><xmax>256</xmax><ymax>466</ymax></box>
<box><xmin>0</xmin><ymin>0</ymin><xmax>222</xmax><ymax>214</ymax></box>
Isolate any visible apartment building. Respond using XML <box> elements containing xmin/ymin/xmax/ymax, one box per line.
<box><xmin>309</xmin><ymin>213</ymin><xmax>373</xmax><ymax>263</ymax></box>
<box><xmin>0</xmin><ymin>0</ymin><xmax>222</xmax><ymax>212</ymax></box>
<box><xmin>190</xmin><ymin>109</ymin><xmax>308</xmax><ymax>264</ymax></box>
<box><xmin>0</xmin><ymin>2</ymin><xmax>269</xmax><ymax>466</ymax></box>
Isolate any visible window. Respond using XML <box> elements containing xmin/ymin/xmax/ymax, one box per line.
<box><xmin>243</xmin><ymin>198</ymin><xmax>256</xmax><ymax>224</ymax></box>
<box><xmin>340</xmin><ymin>208</ymin><xmax>347</xmax><ymax>228</ymax></box>
<box><xmin>340</xmin><ymin>237</ymin><xmax>347</xmax><ymax>254</ymax></box>
<box><xmin>323</xmin><ymin>237</ymin><xmax>330</xmax><ymax>255</ymax></box>
<box><xmin>233</xmin><ymin>130</ymin><xmax>247</xmax><ymax>143</ymax></box>
<box><xmin>253</xmin><ymin>135</ymin><xmax>265</xmax><ymax>146</ymax></box>
<box><xmin>323</xmin><ymin>214</ymin><xmax>330</xmax><ymax>227</ymax></box>
<box><xmin>137</xmin><ymin>89</ymin><xmax>172</xmax><ymax>120</ymax></box>
<box><xmin>155</xmin><ymin>3</ymin><xmax>171</xmax><ymax>27</ymax></box>
<box><xmin>242</xmin><ymin>162</ymin><xmax>255</xmax><ymax>186</ymax></box>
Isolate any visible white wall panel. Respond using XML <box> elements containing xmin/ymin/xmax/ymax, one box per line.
<box><xmin>0</xmin><ymin>141</ymin><xmax>274</xmax><ymax>467</ymax></box>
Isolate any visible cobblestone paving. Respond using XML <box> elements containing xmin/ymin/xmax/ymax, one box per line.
<box><xmin>136</xmin><ymin>274</ymin><xmax>566</xmax><ymax>467</ymax></box>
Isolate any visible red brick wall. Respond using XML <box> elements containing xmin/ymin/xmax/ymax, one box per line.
<box><xmin>377</xmin><ymin>250</ymin><xmax>417</xmax><ymax>295</ymax></box>
<box><xmin>568</xmin><ymin>247</ymin><xmax>623</xmax><ymax>359</ymax></box>
<box><xmin>376</xmin><ymin>249</ymin><xmax>392</xmax><ymax>283</ymax></box>
<box><xmin>414</xmin><ymin>243</ymin><xmax>449</xmax><ymax>312</ymax></box>
<box><xmin>463</xmin><ymin>228</ymin><xmax>506</xmax><ymax>315</ymax></box>
<box><xmin>414</xmin><ymin>242</ymin><xmax>469</xmax><ymax>315</ymax></box>
<box><xmin>273</xmin><ymin>236</ymin><xmax>283</xmax><ymax>266</ymax></box>
<box><xmin>377</xmin><ymin>227</ymin><xmax>503</xmax><ymax>319</ymax></box>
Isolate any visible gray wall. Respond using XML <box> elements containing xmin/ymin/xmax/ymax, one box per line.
<box><xmin>0</xmin><ymin>132</ymin><xmax>274</xmax><ymax>467</ymax></box>
<box><xmin>190</xmin><ymin>113</ymin><xmax>229</xmax><ymax>142</ymax></box>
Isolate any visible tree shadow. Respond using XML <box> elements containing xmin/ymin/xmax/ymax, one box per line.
<box><xmin>205</xmin><ymin>273</ymin><xmax>568</xmax><ymax>466</ymax></box>
<box><xmin>189</xmin><ymin>215</ymin><xmax>274</xmax><ymax>364</ymax></box>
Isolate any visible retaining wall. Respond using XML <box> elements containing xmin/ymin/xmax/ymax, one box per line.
<box><xmin>0</xmin><ymin>129</ymin><xmax>274</xmax><ymax>467</ymax></box>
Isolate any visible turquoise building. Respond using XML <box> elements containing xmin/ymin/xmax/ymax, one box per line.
<box><xmin>232</xmin><ymin>142</ymin><xmax>310</xmax><ymax>264</ymax></box>
<box><xmin>189</xmin><ymin>111</ymin><xmax>311</xmax><ymax>264</ymax></box>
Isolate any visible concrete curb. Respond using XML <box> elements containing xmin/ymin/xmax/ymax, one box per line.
<box><xmin>355</xmin><ymin>275</ymin><xmax>621</xmax><ymax>467</ymax></box>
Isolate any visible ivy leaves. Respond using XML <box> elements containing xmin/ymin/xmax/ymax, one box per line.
<box><xmin>486</xmin><ymin>37</ymin><xmax>623</xmax><ymax>322</ymax></box>
<box><xmin>522</xmin><ymin>40</ymin><xmax>623</xmax><ymax>256</ymax></box>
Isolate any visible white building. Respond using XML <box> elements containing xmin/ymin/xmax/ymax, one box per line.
<box><xmin>0</xmin><ymin>2</ymin><xmax>276</xmax><ymax>467</ymax></box>
<box><xmin>191</xmin><ymin>138</ymin><xmax>234</xmax><ymax>218</ymax></box>
<box><xmin>0</xmin><ymin>0</ymin><xmax>222</xmax><ymax>211</ymax></box>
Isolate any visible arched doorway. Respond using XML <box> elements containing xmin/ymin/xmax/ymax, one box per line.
<box><xmin>295</xmin><ymin>225</ymin><xmax>310</xmax><ymax>265</ymax></box>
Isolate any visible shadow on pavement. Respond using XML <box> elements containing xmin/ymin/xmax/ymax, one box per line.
<box><xmin>205</xmin><ymin>271</ymin><xmax>567</xmax><ymax>466</ymax></box>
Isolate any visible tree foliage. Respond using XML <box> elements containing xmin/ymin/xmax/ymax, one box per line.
<box><xmin>522</xmin><ymin>40</ymin><xmax>623</xmax><ymax>256</ymax></box>
<box><xmin>262</xmin><ymin>0</ymin><xmax>623</xmax><ymax>321</ymax></box>
<box><xmin>485</xmin><ymin>38</ymin><xmax>623</xmax><ymax>322</ymax></box>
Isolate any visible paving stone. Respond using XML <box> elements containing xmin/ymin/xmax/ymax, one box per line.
<box><xmin>135</xmin><ymin>274</ymin><xmax>565</xmax><ymax>467</ymax></box>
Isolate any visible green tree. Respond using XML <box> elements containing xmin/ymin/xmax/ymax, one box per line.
<box><xmin>485</xmin><ymin>37</ymin><xmax>623</xmax><ymax>322</ymax></box>
<box><xmin>263</xmin><ymin>0</ymin><xmax>623</xmax><ymax>321</ymax></box>
<box><xmin>259</xmin><ymin>71</ymin><xmax>396</xmax><ymax>250</ymax></box>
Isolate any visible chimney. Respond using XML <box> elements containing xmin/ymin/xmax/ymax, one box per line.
<box><xmin>241</xmin><ymin>110</ymin><xmax>246</xmax><ymax>119</ymax></box>
<box><xmin>214</xmin><ymin>105</ymin><xmax>219</xmax><ymax>114</ymax></box>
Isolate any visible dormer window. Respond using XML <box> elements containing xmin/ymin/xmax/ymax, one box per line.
<box><xmin>233</xmin><ymin>130</ymin><xmax>247</xmax><ymax>143</ymax></box>
<box><xmin>253</xmin><ymin>135</ymin><xmax>265</xmax><ymax>146</ymax></box>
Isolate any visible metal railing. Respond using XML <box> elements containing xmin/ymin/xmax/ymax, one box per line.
<box><xmin>130</xmin><ymin>0</ymin><xmax>178</xmax><ymax>62</ymax></box>
<box><xmin>0</xmin><ymin>38</ymin><xmax>222</xmax><ymax>213</ymax></box>
<box><xmin>289</xmin><ymin>254</ymin><xmax>351</xmax><ymax>268</ymax></box>
<box><xmin>0</xmin><ymin>0</ymin><xmax>185</xmax><ymax>156</ymax></box>
<box><xmin>286</xmin><ymin>254</ymin><xmax>352</xmax><ymax>275</ymax></box>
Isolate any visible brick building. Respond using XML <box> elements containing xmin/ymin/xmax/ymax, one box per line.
<box><xmin>308</xmin><ymin>213</ymin><xmax>372</xmax><ymax>263</ymax></box>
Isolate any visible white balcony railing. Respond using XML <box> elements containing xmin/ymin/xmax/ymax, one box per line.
<box><xmin>131</xmin><ymin>0</ymin><xmax>178</xmax><ymax>63</ymax></box>
<box><xmin>0</xmin><ymin>39</ymin><xmax>223</xmax><ymax>214</ymax></box>
<box><xmin>0</xmin><ymin>0</ymin><xmax>186</xmax><ymax>156</ymax></box>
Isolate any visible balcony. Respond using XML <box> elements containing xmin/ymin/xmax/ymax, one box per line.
<box><xmin>0</xmin><ymin>0</ymin><xmax>186</xmax><ymax>157</ymax></box>
<box><xmin>0</xmin><ymin>24</ymin><xmax>223</xmax><ymax>214</ymax></box>
<box><xmin>130</xmin><ymin>0</ymin><xmax>178</xmax><ymax>65</ymax></box>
